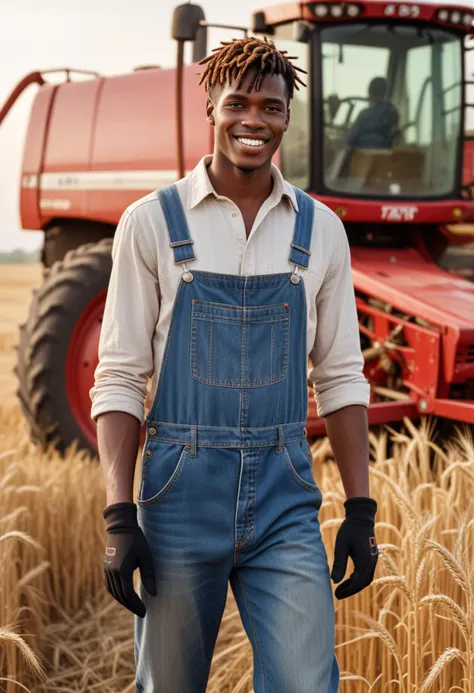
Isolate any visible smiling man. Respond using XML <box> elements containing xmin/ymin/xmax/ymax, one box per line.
<box><xmin>90</xmin><ymin>36</ymin><xmax>378</xmax><ymax>693</ymax></box>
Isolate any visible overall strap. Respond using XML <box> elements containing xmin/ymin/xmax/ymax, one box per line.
<box><xmin>288</xmin><ymin>187</ymin><xmax>315</xmax><ymax>270</ymax></box>
<box><xmin>157</xmin><ymin>185</ymin><xmax>196</xmax><ymax>264</ymax></box>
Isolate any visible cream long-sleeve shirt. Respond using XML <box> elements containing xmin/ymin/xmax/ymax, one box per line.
<box><xmin>89</xmin><ymin>156</ymin><xmax>370</xmax><ymax>424</ymax></box>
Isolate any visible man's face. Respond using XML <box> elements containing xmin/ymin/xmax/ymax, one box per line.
<box><xmin>207</xmin><ymin>70</ymin><xmax>291</xmax><ymax>171</ymax></box>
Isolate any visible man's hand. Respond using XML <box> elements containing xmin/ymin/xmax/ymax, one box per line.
<box><xmin>330</xmin><ymin>496</ymin><xmax>378</xmax><ymax>600</ymax></box>
<box><xmin>103</xmin><ymin>502</ymin><xmax>157</xmax><ymax>617</ymax></box>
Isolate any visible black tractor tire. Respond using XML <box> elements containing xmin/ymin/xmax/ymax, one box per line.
<box><xmin>15</xmin><ymin>238</ymin><xmax>113</xmax><ymax>457</ymax></box>
<box><xmin>41</xmin><ymin>223</ymin><xmax>114</xmax><ymax>268</ymax></box>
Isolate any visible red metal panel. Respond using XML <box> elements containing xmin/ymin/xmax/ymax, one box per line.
<box><xmin>91</xmin><ymin>66</ymin><xmax>208</xmax><ymax>172</ymax></box>
<box><xmin>464</xmin><ymin>136</ymin><xmax>474</xmax><ymax>188</ymax></box>
<box><xmin>299</xmin><ymin>0</ymin><xmax>473</xmax><ymax>24</ymax></box>
<box><xmin>356</xmin><ymin>294</ymin><xmax>442</xmax><ymax>396</ymax></box>
<box><xmin>257</xmin><ymin>2</ymin><xmax>301</xmax><ymax>24</ymax></box>
<box><xmin>306</xmin><ymin>395</ymin><xmax>420</xmax><ymax>436</ymax></box>
<box><xmin>351</xmin><ymin>248</ymin><xmax>474</xmax><ymax>328</ymax></box>
<box><xmin>20</xmin><ymin>84</ymin><xmax>57</xmax><ymax>230</ymax></box>
<box><xmin>88</xmin><ymin>65</ymin><xmax>209</xmax><ymax>221</ymax></box>
<box><xmin>86</xmin><ymin>190</ymin><xmax>159</xmax><ymax>225</ymax></box>
<box><xmin>308</xmin><ymin>195</ymin><xmax>474</xmax><ymax>225</ymax></box>
<box><xmin>43</xmin><ymin>79</ymin><xmax>102</xmax><ymax>172</ymax></box>
<box><xmin>433</xmin><ymin>399</ymin><xmax>474</xmax><ymax>424</ymax></box>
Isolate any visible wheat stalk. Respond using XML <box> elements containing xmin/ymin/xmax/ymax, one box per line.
<box><xmin>418</xmin><ymin>647</ymin><xmax>467</xmax><ymax>693</ymax></box>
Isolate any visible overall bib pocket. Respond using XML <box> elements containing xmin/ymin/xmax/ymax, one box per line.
<box><xmin>137</xmin><ymin>441</ymin><xmax>190</xmax><ymax>507</ymax></box>
<box><xmin>190</xmin><ymin>300</ymin><xmax>290</xmax><ymax>388</ymax></box>
<box><xmin>283</xmin><ymin>440</ymin><xmax>319</xmax><ymax>492</ymax></box>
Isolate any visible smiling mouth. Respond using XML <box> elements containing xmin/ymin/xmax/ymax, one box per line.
<box><xmin>234</xmin><ymin>136</ymin><xmax>269</xmax><ymax>149</ymax></box>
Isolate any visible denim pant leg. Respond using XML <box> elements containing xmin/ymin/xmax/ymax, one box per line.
<box><xmin>229</xmin><ymin>445</ymin><xmax>340</xmax><ymax>693</ymax></box>
<box><xmin>134</xmin><ymin>446</ymin><xmax>240</xmax><ymax>693</ymax></box>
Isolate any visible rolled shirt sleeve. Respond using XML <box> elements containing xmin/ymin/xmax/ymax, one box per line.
<box><xmin>309</xmin><ymin>217</ymin><xmax>370</xmax><ymax>418</ymax></box>
<box><xmin>89</xmin><ymin>209</ymin><xmax>159</xmax><ymax>424</ymax></box>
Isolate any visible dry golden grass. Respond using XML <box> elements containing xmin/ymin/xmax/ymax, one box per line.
<box><xmin>1</xmin><ymin>401</ymin><xmax>473</xmax><ymax>693</ymax></box>
<box><xmin>0</xmin><ymin>264</ymin><xmax>42</xmax><ymax>404</ymax></box>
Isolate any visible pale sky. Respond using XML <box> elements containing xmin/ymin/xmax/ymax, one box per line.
<box><xmin>0</xmin><ymin>0</ymin><xmax>472</xmax><ymax>251</ymax></box>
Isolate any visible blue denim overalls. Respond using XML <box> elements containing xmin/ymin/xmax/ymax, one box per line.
<box><xmin>134</xmin><ymin>185</ymin><xmax>340</xmax><ymax>693</ymax></box>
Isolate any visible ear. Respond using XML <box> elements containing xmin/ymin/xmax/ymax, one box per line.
<box><xmin>206</xmin><ymin>98</ymin><xmax>215</xmax><ymax>126</ymax></box>
<box><xmin>284</xmin><ymin>106</ymin><xmax>291</xmax><ymax>132</ymax></box>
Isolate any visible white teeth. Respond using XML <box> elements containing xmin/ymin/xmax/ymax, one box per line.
<box><xmin>237</xmin><ymin>137</ymin><xmax>266</xmax><ymax>148</ymax></box>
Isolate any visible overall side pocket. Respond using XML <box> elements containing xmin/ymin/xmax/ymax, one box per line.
<box><xmin>138</xmin><ymin>441</ymin><xmax>190</xmax><ymax>507</ymax></box>
<box><xmin>283</xmin><ymin>440</ymin><xmax>319</xmax><ymax>492</ymax></box>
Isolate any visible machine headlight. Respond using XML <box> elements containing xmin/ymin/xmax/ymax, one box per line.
<box><xmin>347</xmin><ymin>4</ymin><xmax>360</xmax><ymax>17</ymax></box>
<box><xmin>462</xmin><ymin>12</ymin><xmax>473</xmax><ymax>26</ymax></box>
<box><xmin>313</xmin><ymin>3</ymin><xmax>329</xmax><ymax>17</ymax></box>
<box><xmin>330</xmin><ymin>4</ymin><xmax>344</xmax><ymax>17</ymax></box>
<box><xmin>450</xmin><ymin>10</ymin><xmax>461</xmax><ymax>23</ymax></box>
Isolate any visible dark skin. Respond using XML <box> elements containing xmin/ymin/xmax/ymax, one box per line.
<box><xmin>97</xmin><ymin>71</ymin><xmax>371</xmax><ymax>505</ymax></box>
<box><xmin>206</xmin><ymin>71</ymin><xmax>290</xmax><ymax>238</ymax></box>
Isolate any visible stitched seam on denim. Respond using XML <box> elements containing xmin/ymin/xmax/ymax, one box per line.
<box><xmin>147</xmin><ymin>436</ymin><xmax>306</xmax><ymax>447</ymax></box>
<box><xmin>236</xmin><ymin>573</ymin><xmax>266</xmax><ymax>692</ymax></box>
<box><xmin>138</xmin><ymin>446</ymin><xmax>189</xmax><ymax>506</ymax></box>
<box><xmin>150</xmin><ymin>421</ymin><xmax>307</xmax><ymax>429</ymax></box>
<box><xmin>270</xmin><ymin>321</ymin><xmax>274</xmax><ymax>381</ymax></box>
<box><xmin>208</xmin><ymin>320</ymin><xmax>213</xmax><ymax>383</ymax></box>
<box><xmin>283</xmin><ymin>446</ymin><xmax>318</xmax><ymax>492</ymax></box>
<box><xmin>300</xmin><ymin>274</ymin><xmax>309</xmax><ymax>413</ymax></box>
<box><xmin>190</xmin><ymin>307</ymin><xmax>196</xmax><ymax>380</ymax></box>
<box><xmin>235</xmin><ymin>528</ymin><xmax>254</xmax><ymax>550</ymax></box>
<box><xmin>242</xmin><ymin>281</ymin><xmax>247</xmax><ymax>392</ymax></box>
<box><xmin>193</xmin><ymin>313</ymin><xmax>288</xmax><ymax>324</ymax></box>
<box><xmin>193</xmin><ymin>299</ymin><xmax>289</xmax><ymax>312</ymax></box>
<box><xmin>234</xmin><ymin>450</ymin><xmax>244</xmax><ymax>565</ymax></box>
<box><xmin>186</xmin><ymin>269</ymin><xmax>293</xmax><ymax>282</ymax></box>
<box><xmin>190</xmin><ymin>373</ymin><xmax>287</xmax><ymax>388</ymax></box>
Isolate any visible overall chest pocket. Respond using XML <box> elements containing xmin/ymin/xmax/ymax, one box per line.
<box><xmin>190</xmin><ymin>300</ymin><xmax>290</xmax><ymax>388</ymax></box>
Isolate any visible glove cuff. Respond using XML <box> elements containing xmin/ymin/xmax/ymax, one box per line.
<box><xmin>103</xmin><ymin>501</ymin><xmax>138</xmax><ymax>532</ymax></box>
<box><xmin>344</xmin><ymin>496</ymin><xmax>377</xmax><ymax>521</ymax></box>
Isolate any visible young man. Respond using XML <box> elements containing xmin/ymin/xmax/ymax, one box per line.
<box><xmin>90</xmin><ymin>36</ymin><xmax>378</xmax><ymax>693</ymax></box>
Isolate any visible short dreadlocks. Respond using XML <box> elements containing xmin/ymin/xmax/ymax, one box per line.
<box><xmin>198</xmin><ymin>36</ymin><xmax>306</xmax><ymax>101</ymax></box>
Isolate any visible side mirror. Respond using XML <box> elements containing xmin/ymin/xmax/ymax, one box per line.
<box><xmin>293</xmin><ymin>21</ymin><xmax>313</xmax><ymax>43</ymax></box>
<box><xmin>252</xmin><ymin>11</ymin><xmax>274</xmax><ymax>35</ymax></box>
<box><xmin>172</xmin><ymin>3</ymin><xmax>206</xmax><ymax>42</ymax></box>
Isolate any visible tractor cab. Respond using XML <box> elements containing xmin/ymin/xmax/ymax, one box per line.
<box><xmin>250</xmin><ymin>1</ymin><xmax>474</xmax><ymax>222</ymax></box>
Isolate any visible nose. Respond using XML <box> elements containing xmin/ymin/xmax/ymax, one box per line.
<box><xmin>240</xmin><ymin>106</ymin><xmax>266</xmax><ymax>129</ymax></box>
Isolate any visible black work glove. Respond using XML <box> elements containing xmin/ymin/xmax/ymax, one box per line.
<box><xmin>103</xmin><ymin>502</ymin><xmax>157</xmax><ymax>618</ymax></box>
<box><xmin>330</xmin><ymin>496</ymin><xmax>378</xmax><ymax>600</ymax></box>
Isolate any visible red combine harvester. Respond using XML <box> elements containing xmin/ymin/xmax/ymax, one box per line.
<box><xmin>1</xmin><ymin>0</ymin><xmax>473</xmax><ymax>455</ymax></box>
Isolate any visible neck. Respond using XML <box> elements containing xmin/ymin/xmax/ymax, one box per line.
<box><xmin>207</xmin><ymin>151</ymin><xmax>273</xmax><ymax>206</ymax></box>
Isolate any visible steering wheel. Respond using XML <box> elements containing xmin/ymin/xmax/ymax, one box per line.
<box><xmin>323</xmin><ymin>95</ymin><xmax>368</xmax><ymax>128</ymax></box>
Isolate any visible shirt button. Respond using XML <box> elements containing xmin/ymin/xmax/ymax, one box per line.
<box><xmin>232</xmin><ymin>212</ymin><xmax>238</xmax><ymax>218</ymax></box>
<box><xmin>148</xmin><ymin>427</ymin><xmax>156</xmax><ymax>435</ymax></box>
<box><xmin>145</xmin><ymin>449</ymin><xmax>152</xmax><ymax>457</ymax></box>
<box><xmin>237</xmin><ymin>235</ymin><xmax>243</xmax><ymax>241</ymax></box>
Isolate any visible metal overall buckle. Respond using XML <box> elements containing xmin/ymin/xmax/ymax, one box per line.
<box><xmin>182</xmin><ymin>261</ymin><xmax>194</xmax><ymax>283</ymax></box>
<box><xmin>290</xmin><ymin>264</ymin><xmax>300</xmax><ymax>284</ymax></box>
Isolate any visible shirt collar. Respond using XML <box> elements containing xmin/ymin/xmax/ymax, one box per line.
<box><xmin>187</xmin><ymin>155</ymin><xmax>299</xmax><ymax>213</ymax></box>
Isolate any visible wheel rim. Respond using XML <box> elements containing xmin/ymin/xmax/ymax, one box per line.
<box><xmin>65</xmin><ymin>290</ymin><xmax>106</xmax><ymax>450</ymax></box>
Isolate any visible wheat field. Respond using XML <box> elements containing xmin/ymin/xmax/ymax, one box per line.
<box><xmin>1</xmin><ymin>265</ymin><xmax>473</xmax><ymax>692</ymax></box>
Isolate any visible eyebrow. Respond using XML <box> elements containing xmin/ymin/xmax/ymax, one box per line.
<box><xmin>223</xmin><ymin>93</ymin><xmax>286</xmax><ymax>107</ymax></box>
